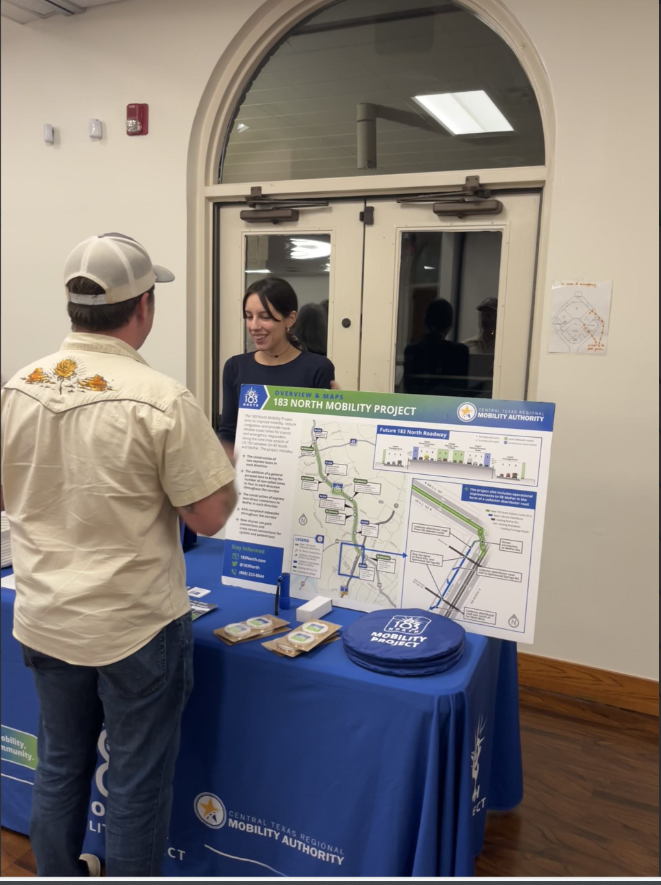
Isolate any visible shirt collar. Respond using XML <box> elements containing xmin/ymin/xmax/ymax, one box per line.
<box><xmin>60</xmin><ymin>333</ymin><xmax>149</xmax><ymax>365</ymax></box>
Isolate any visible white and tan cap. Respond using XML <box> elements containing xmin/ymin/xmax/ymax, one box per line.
<box><xmin>64</xmin><ymin>232</ymin><xmax>174</xmax><ymax>305</ymax></box>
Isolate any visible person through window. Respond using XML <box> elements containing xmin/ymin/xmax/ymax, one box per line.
<box><xmin>293</xmin><ymin>302</ymin><xmax>328</xmax><ymax>356</ymax></box>
<box><xmin>463</xmin><ymin>297</ymin><xmax>497</xmax><ymax>355</ymax></box>
<box><xmin>403</xmin><ymin>299</ymin><xmax>469</xmax><ymax>397</ymax></box>
<box><xmin>462</xmin><ymin>297</ymin><xmax>497</xmax><ymax>396</ymax></box>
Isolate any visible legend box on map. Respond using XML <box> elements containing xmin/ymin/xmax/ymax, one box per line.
<box><xmin>292</xmin><ymin>534</ymin><xmax>324</xmax><ymax>578</ymax></box>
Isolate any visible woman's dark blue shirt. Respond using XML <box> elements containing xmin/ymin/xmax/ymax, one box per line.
<box><xmin>218</xmin><ymin>351</ymin><xmax>335</xmax><ymax>444</ymax></box>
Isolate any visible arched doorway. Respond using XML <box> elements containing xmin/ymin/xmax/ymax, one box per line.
<box><xmin>186</xmin><ymin>0</ymin><xmax>554</xmax><ymax>427</ymax></box>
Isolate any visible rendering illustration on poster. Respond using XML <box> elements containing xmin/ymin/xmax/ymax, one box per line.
<box><xmin>222</xmin><ymin>386</ymin><xmax>554</xmax><ymax>643</ymax></box>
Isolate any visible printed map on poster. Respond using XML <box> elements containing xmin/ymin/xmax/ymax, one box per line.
<box><xmin>222</xmin><ymin>387</ymin><xmax>555</xmax><ymax>643</ymax></box>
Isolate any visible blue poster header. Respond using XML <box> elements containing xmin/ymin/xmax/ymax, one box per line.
<box><xmin>244</xmin><ymin>385</ymin><xmax>555</xmax><ymax>432</ymax></box>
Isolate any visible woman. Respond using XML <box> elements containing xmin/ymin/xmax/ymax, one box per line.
<box><xmin>218</xmin><ymin>278</ymin><xmax>335</xmax><ymax>457</ymax></box>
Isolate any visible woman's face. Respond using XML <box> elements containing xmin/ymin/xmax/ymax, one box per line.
<box><xmin>244</xmin><ymin>293</ymin><xmax>295</xmax><ymax>352</ymax></box>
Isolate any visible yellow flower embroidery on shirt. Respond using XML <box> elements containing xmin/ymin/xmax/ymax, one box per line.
<box><xmin>24</xmin><ymin>368</ymin><xmax>50</xmax><ymax>384</ymax></box>
<box><xmin>78</xmin><ymin>374</ymin><xmax>113</xmax><ymax>392</ymax></box>
<box><xmin>21</xmin><ymin>356</ymin><xmax>104</xmax><ymax>394</ymax></box>
<box><xmin>54</xmin><ymin>359</ymin><xmax>78</xmax><ymax>380</ymax></box>
<box><xmin>52</xmin><ymin>358</ymin><xmax>81</xmax><ymax>392</ymax></box>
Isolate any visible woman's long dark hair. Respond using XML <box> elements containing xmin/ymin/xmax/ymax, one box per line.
<box><xmin>243</xmin><ymin>277</ymin><xmax>303</xmax><ymax>350</ymax></box>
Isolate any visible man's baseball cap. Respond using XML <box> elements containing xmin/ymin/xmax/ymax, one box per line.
<box><xmin>477</xmin><ymin>297</ymin><xmax>498</xmax><ymax>312</ymax></box>
<box><xmin>64</xmin><ymin>232</ymin><xmax>174</xmax><ymax>305</ymax></box>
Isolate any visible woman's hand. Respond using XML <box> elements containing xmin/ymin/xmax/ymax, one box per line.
<box><xmin>330</xmin><ymin>380</ymin><xmax>341</xmax><ymax>390</ymax></box>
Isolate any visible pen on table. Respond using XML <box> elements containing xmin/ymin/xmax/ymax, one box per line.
<box><xmin>274</xmin><ymin>575</ymin><xmax>281</xmax><ymax>616</ymax></box>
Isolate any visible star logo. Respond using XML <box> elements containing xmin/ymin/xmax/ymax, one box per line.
<box><xmin>457</xmin><ymin>402</ymin><xmax>477</xmax><ymax>422</ymax></box>
<box><xmin>194</xmin><ymin>792</ymin><xmax>227</xmax><ymax>829</ymax></box>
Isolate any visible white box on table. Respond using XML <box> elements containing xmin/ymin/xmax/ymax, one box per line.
<box><xmin>295</xmin><ymin>596</ymin><xmax>332</xmax><ymax>622</ymax></box>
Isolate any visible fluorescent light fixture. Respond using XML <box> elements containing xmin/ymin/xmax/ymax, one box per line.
<box><xmin>290</xmin><ymin>238</ymin><xmax>331</xmax><ymax>260</ymax></box>
<box><xmin>245</xmin><ymin>269</ymin><xmax>269</xmax><ymax>273</ymax></box>
<box><xmin>236</xmin><ymin>123</ymin><xmax>249</xmax><ymax>133</ymax></box>
<box><xmin>413</xmin><ymin>91</ymin><xmax>513</xmax><ymax>135</ymax></box>
<box><xmin>423</xmin><ymin>266</ymin><xmax>436</xmax><ymax>270</ymax></box>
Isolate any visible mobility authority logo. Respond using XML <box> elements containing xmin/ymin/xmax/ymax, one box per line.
<box><xmin>195</xmin><ymin>794</ymin><xmax>345</xmax><ymax>867</ymax></box>
<box><xmin>195</xmin><ymin>793</ymin><xmax>227</xmax><ymax>829</ymax></box>
<box><xmin>457</xmin><ymin>402</ymin><xmax>477</xmax><ymax>422</ymax></box>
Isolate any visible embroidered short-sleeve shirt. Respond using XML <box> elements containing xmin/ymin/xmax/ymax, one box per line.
<box><xmin>1</xmin><ymin>333</ymin><xmax>234</xmax><ymax>666</ymax></box>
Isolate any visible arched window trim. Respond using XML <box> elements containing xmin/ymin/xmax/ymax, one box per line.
<box><xmin>218</xmin><ymin>1</ymin><xmax>546</xmax><ymax>187</ymax></box>
<box><xmin>186</xmin><ymin>0</ymin><xmax>555</xmax><ymax>415</ymax></box>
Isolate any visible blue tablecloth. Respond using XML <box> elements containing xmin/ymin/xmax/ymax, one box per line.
<box><xmin>1</xmin><ymin>538</ymin><xmax>522</xmax><ymax>877</ymax></box>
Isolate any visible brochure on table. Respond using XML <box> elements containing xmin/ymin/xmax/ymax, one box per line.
<box><xmin>222</xmin><ymin>386</ymin><xmax>555</xmax><ymax>643</ymax></box>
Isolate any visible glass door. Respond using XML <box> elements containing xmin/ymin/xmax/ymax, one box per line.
<box><xmin>217</xmin><ymin>193</ymin><xmax>540</xmax><ymax>407</ymax></box>
<box><xmin>360</xmin><ymin>193</ymin><xmax>541</xmax><ymax>399</ymax></box>
<box><xmin>218</xmin><ymin>201</ymin><xmax>365</xmax><ymax>396</ymax></box>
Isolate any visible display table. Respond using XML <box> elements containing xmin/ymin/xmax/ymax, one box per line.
<box><xmin>1</xmin><ymin>538</ymin><xmax>522</xmax><ymax>877</ymax></box>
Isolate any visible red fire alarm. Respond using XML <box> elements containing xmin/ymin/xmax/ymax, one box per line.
<box><xmin>126</xmin><ymin>103</ymin><xmax>148</xmax><ymax>136</ymax></box>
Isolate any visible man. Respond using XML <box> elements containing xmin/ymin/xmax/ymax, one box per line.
<box><xmin>0</xmin><ymin>233</ymin><xmax>236</xmax><ymax>877</ymax></box>
<box><xmin>403</xmin><ymin>298</ymin><xmax>469</xmax><ymax>397</ymax></box>
<box><xmin>462</xmin><ymin>297</ymin><xmax>497</xmax><ymax>396</ymax></box>
<box><xmin>462</xmin><ymin>296</ymin><xmax>498</xmax><ymax>355</ymax></box>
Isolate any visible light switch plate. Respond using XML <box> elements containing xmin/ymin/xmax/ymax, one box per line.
<box><xmin>89</xmin><ymin>118</ymin><xmax>103</xmax><ymax>140</ymax></box>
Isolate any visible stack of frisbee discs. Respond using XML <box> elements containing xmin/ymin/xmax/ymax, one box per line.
<box><xmin>342</xmin><ymin>608</ymin><xmax>465</xmax><ymax>677</ymax></box>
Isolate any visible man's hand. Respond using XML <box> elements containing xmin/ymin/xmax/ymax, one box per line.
<box><xmin>177</xmin><ymin>480</ymin><xmax>237</xmax><ymax>537</ymax></box>
<box><xmin>330</xmin><ymin>380</ymin><xmax>341</xmax><ymax>390</ymax></box>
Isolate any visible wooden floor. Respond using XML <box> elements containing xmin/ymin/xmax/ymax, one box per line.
<box><xmin>2</xmin><ymin>688</ymin><xmax>658</xmax><ymax>878</ymax></box>
<box><xmin>475</xmin><ymin>687</ymin><xmax>659</xmax><ymax>878</ymax></box>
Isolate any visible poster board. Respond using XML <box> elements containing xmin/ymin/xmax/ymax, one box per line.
<box><xmin>222</xmin><ymin>386</ymin><xmax>555</xmax><ymax>643</ymax></box>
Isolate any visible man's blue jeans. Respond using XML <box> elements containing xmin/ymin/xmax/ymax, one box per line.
<box><xmin>21</xmin><ymin>613</ymin><xmax>194</xmax><ymax>877</ymax></box>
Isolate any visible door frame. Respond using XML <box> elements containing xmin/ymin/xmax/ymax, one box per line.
<box><xmin>186</xmin><ymin>0</ymin><xmax>556</xmax><ymax>417</ymax></box>
<box><xmin>207</xmin><ymin>173</ymin><xmax>546</xmax><ymax>423</ymax></box>
<box><xmin>214</xmin><ymin>199</ymin><xmax>368</xmax><ymax>427</ymax></box>
<box><xmin>212</xmin><ymin>185</ymin><xmax>542</xmax><ymax>424</ymax></box>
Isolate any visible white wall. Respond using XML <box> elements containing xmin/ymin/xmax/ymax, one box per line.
<box><xmin>0</xmin><ymin>0</ymin><xmax>261</xmax><ymax>383</ymax></box>
<box><xmin>1</xmin><ymin>0</ymin><xmax>658</xmax><ymax>678</ymax></box>
<box><xmin>505</xmin><ymin>0</ymin><xmax>659</xmax><ymax>679</ymax></box>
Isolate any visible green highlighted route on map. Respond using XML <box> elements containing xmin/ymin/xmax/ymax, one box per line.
<box><xmin>412</xmin><ymin>483</ymin><xmax>487</xmax><ymax>556</ymax></box>
<box><xmin>312</xmin><ymin>439</ymin><xmax>361</xmax><ymax>553</ymax></box>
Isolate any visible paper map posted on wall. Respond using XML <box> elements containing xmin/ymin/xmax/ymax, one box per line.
<box><xmin>222</xmin><ymin>386</ymin><xmax>555</xmax><ymax>643</ymax></box>
<box><xmin>548</xmin><ymin>280</ymin><xmax>612</xmax><ymax>354</ymax></box>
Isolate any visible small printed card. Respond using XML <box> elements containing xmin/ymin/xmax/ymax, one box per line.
<box><xmin>188</xmin><ymin>587</ymin><xmax>211</xmax><ymax>598</ymax></box>
<box><xmin>190</xmin><ymin>600</ymin><xmax>217</xmax><ymax>621</ymax></box>
<box><xmin>262</xmin><ymin>621</ymin><xmax>342</xmax><ymax>658</ymax></box>
<box><xmin>214</xmin><ymin>615</ymin><xmax>290</xmax><ymax>646</ymax></box>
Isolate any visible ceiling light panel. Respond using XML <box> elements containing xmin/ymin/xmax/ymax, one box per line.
<box><xmin>413</xmin><ymin>91</ymin><xmax>513</xmax><ymax>135</ymax></box>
